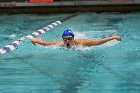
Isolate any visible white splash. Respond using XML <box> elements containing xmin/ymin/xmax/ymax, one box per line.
<box><xmin>74</xmin><ymin>32</ymin><xmax>86</xmax><ymax>39</ymax></box>
<box><xmin>9</xmin><ymin>34</ymin><xmax>16</xmax><ymax>39</ymax></box>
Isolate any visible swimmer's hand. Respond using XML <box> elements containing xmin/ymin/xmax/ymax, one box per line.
<box><xmin>111</xmin><ymin>35</ymin><xmax>121</xmax><ymax>41</ymax></box>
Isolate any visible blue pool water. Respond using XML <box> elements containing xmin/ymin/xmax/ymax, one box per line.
<box><xmin>0</xmin><ymin>12</ymin><xmax>140</xmax><ymax>93</ymax></box>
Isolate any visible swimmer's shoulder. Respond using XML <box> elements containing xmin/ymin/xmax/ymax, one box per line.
<box><xmin>55</xmin><ymin>40</ymin><xmax>64</xmax><ymax>46</ymax></box>
<box><xmin>74</xmin><ymin>39</ymin><xmax>88</xmax><ymax>44</ymax></box>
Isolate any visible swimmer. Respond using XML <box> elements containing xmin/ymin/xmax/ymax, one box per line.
<box><xmin>31</xmin><ymin>29</ymin><xmax>121</xmax><ymax>48</ymax></box>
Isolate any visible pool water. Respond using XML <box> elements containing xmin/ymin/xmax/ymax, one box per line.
<box><xmin>0</xmin><ymin>12</ymin><xmax>140</xmax><ymax>93</ymax></box>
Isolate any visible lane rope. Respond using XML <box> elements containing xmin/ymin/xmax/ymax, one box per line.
<box><xmin>0</xmin><ymin>21</ymin><xmax>61</xmax><ymax>54</ymax></box>
<box><xmin>0</xmin><ymin>12</ymin><xmax>81</xmax><ymax>55</ymax></box>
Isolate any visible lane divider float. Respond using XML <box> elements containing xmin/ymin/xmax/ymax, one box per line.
<box><xmin>0</xmin><ymin>12</ymin><xmax>81</xmax><ymax>55</ymax></box>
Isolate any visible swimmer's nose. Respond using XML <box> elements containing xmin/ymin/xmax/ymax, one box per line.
<box><xmin>66</xmin><ymin>40</ymin><xmax>70</xmax><ymax>42</ymax></box>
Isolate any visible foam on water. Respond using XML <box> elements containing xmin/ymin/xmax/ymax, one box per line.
<box><xmin>8</xmin><ymin>34</ymin><xmax>16</xmax><ymax>39</ymax></box>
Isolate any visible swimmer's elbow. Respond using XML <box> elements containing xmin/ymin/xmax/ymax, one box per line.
<box><xmin>76</xmin><ymin>40</ymin><xmax>97</xmax><ymax>46</ymax></box>
<box><xmin>31</xmin><ymin>38</ymin><xmax>47</xmax><ymax>46</ymax></box>
<box><xmin>83</xmin><ymin>40</ymin><xmax>99</xmax><ymax>46</ymax></box>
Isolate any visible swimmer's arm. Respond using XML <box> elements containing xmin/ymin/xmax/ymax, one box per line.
<box><xmin>75</xmin><ymin>35</ymin><xmax>121</xmax><ymax>46</ymax></box>
<box><xmin>31</xmin><ymin>38</ymin><xmax>61</xmax><ymax>46</ymax></box>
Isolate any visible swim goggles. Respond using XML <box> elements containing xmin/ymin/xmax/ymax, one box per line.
<box><xmin>63</xmin><ymin>37</ymin><xmax>73</xmax><ymax>41</ymax></box>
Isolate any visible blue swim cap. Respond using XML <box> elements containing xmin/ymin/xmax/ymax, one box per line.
<box><xmin>62</xmin><ymin>29</ymin><xmax>74</xmax><ymax>38</ymax></box>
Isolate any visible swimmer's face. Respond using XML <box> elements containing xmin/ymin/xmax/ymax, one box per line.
<box><xmin>63</xmin><ymin>36</ymin><xmax>74</xmax><ymax>48</ymax></box>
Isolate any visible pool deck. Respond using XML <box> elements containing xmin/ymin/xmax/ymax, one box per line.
<box><xmin>0</xmin><ymin>1</ymin><xmax>140</xmax><ymax>14</ymax></box>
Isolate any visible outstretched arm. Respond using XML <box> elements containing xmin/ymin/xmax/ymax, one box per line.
<box><xmin>75</xmin><ymin>35</ymin><xmax>121</xmax><ymax>46</ymax></box>
<box><xmin>31</xmin><ymin>38</ymin><xmax>60</xmax><ymax>46</ymax></box>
